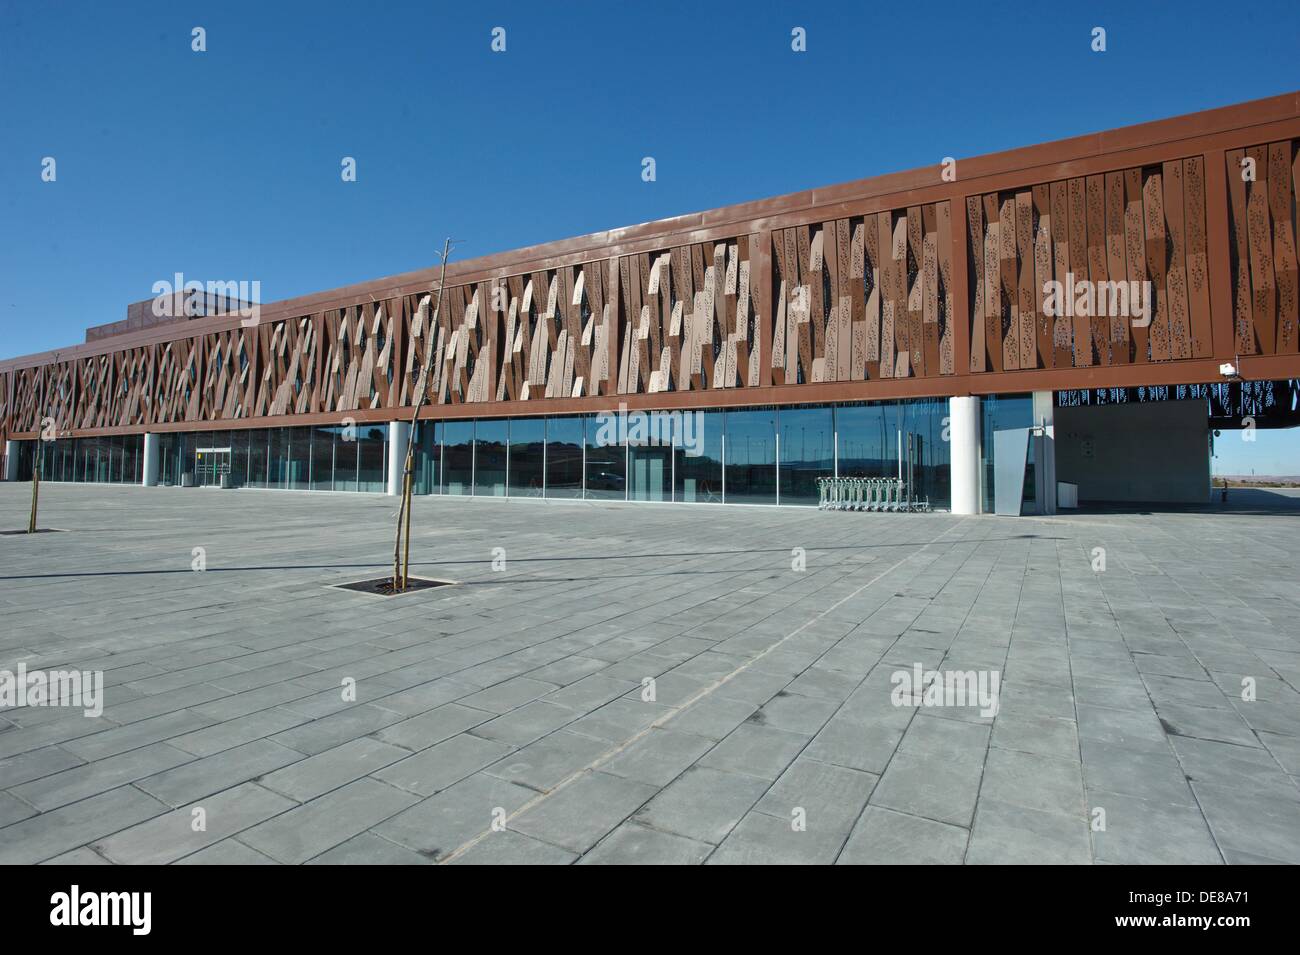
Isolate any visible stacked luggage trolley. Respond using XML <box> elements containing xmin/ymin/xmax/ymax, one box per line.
<box><xmin>816</xmin><ymin>476</ymin><xmax>931</xmax><ymax>513</ymax></box>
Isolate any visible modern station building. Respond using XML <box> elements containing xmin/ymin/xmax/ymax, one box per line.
<box><xmin>3</xmin><ymin>93</ymin><xmax>1299</xmax><ymax>514</ymax></box>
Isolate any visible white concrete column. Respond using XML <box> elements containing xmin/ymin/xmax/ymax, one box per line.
<box><xmin>387</xmin><ymin>421</ymin><xmax>411</xmax><ymax>496</ymax></box>
<box><xmin>949</xmin><ymin>396</ymin><xmax>981</xmax><ymax>515</ymax></box>
<box><xmin>3</xmin><ymin>440</ymin><xmax>18</xmax><ymax>481</ymax></box>
<box><xmin>142</xmin><ymin>433</ymin><xmax>160</xmax><ymax>486</ymax></box>
<box><xmin>1032</xmin><ymin>391</ymin><xmax>1057</xmax><ymax>514</ymax></box>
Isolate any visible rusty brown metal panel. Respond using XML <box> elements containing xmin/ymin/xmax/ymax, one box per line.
<box><xmin>1143</xmin><ymin>169</ymin><xmax>1172</xmax><ymax>362</ymax></box>
<box><xmin>1103</xmin><ymin>173</ymin><xmax>1131</xmax><ymax>365</ymax></box>
<box><xmin>848</xmin><ymin>219</ymin><xmax>866</xmax><ymax>380</ymax></box>
<box><xmin>799</xmin><ymin>226</ymin><xmax>822</xmax><ymax>378</ymax></box>
<box><xmin>784</xmin><ymin>228</ymin><xmax>801</xmax><ymax>382</ymax></box>
<box><xmin>1245</xmin><ymin>144</ymin><xmax>1277</xmax><ymax>353</ymax></box>
<box><xmin>1015</xmin><ymin>191</ymin><xmax>1036</xmax><ymax>369</ymax></box>
<box><xmin>1049</xmin><ymin>181</ymin><xmax>1073</xmax><ymax>368</ymax></box>
<box><xmin>895</xmin><ymin>211</ymin><xmax>912</xmax><ymax>377</ymax></box>
<box><xmin>1123</xmin><ymin>169</ymin><xmax>1150</xmax><ymax>364</ymax></box>
<box><xmin>964</xmin><ymin>196</ymin><xmax>985</xmax><ymax>373</ymax></box>
<box><xmin>770</xmin><ymin>231</ymin><xmax>788</xmax><ymax>386</ymax></box>
<box><xmin>605</xmin><ymin>257</ymin><xmax>621</xmax><ymax>397</ymax></box>
<box><xmin>1182</xmin><ymin>157</ymin><xmax>1214</xmax><ymax>359</ymax></box>
<box><xmin>752</xmin><ymin>231</ymin><xmax>771</xmax><ymax>388</ymax></box>
<box><xmin>1202</xmin><ymin>148</ymin><xmax>1238</xmax><ymax>360</ymax></box>
<box><xmin>1269</xmin><ymin>141</ymin><xmax>1298</xmax><ymax>353</ymax></box>
<box><xmin>921</xmin><ymin>204</ymin><xmax>940</xmax><ymax>376</ymax></box>
<box><xmin>1162</xmin><ymin>161</ymin><xmax>1194</xmax><ymax>361</ymax></box>
<box><xmin>1085</xmin><ymin>176</ymin><xmax>1110</xmax><ymax>365</ymax></box>
<box><xmin>865</xmin><ymin>211</ymin><xmax>882</xmax><ymax>376</ymax></box>
<box><xmin>936</xmin><ymin>202</ymin><xmax>955</xmax><ymax>376</ymax></box>
<box><xmin>999</xmin><ymin>194</ymin><xmax>1019</xmax><ymax>371</ymax></box>
<box><xmin>10</xmin><ymin>99</ymin><xmax>1300</xmax><ymax>442</ymax></box>
<box><xmin>820</xmin><ymin>223</ymin><xmax>839</xmax><ymax>382</ymax></box>
<box><xmin>879</xmin><ymin>212</ymin><xmax>896</xmax><ymax>378</ymax></box>
<box><xmin>983</xmin><ymin>194</ymin><xmax>1003</xmax><ymax>373</ymax></box>
<box><xmin>835</xmin><ymin>217</ymin><xmax>852</xmax><ymax>381</ymax></box>
<box><xmin>1032</xmin><ymin>184</ymin><xmax>1056</xmax><ymax>368</ymax></box>
<box><xmin>1067</xmin><ymin>178</ymin><xmax>1092</xmax><ymax>366</ymax></box>
<box><xmin>906</xmin><ymin>206</ymin><xmax>925</xmax><ymax>377</ymax></box>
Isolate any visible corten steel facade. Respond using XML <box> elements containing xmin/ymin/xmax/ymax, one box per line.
<box><xmin>3</xmin><ymin>92</ymin><xmax>1300</xmax><ymax>507</ymax></box>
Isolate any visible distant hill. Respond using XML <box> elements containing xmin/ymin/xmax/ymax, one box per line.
<box><xmin>1213</xmin><ymin>475</ymin><xmax>1300</xmax><ymax>487</ymax></box>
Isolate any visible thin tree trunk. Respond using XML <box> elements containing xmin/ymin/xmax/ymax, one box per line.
<box><xmin>392</xmin><ymin>240</ymin><xmax>453</xmax><ymax>590</ymax></box>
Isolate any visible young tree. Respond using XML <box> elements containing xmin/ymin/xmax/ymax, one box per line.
<box><xmin>28</xmin><ymin>350</ymin><xmax>60</xmax><ymax>533</ymax></box>
<box><xmin>391</xmin><ymin>240</ymin><xmax>455</xmax><ymax>590</ymax></box>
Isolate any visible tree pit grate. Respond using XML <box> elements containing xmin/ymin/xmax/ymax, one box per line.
<box><xmin>331</xmin><ymin>576</ymin><xmax>457</xmax><ymax>597</ymax></box>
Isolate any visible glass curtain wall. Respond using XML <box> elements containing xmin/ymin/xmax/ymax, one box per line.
<box><xmin>286</xmin><ymin>428</ymin><xmax>310</xmax><ymax>490</ymax></box>
<box><xmin>247</xmin><ymin>429</ymin><xmax>269</xmax><ymax>487</ymax></box>
<box><xmin>674</xmin><ymin>410</ymin><xmax>722</xmax><ymax>503</ymax></box>
<box><xmin>583</xmin><ymin>413</ymin><xmax>625</xmax><ymax>500</ymax></box>
<box><xmin>508</xmin><ymin>418</ymin><xmax>545</xmax><ymax>497</ymax></box>
<box><xmin>32</xmin><ymin>434</ymin><xmax>144</xmax><ymax>484</ymax></box>
<box><xmin>724</xmin><ymin>408</ymin><xmax>777</xmax><ymax>504</ymax></box>
<box><xmin>474</xmin><ymin>420</ymin><xmax>508</xmax><ymax>496</ymax></box>
<box><xmin>778</xmin><ymin>405</ymin><xmax>834</xmax><ymax>505</ymax></box>
<box><xmin>545</xmin><ymin>417</ymin><xmax>583</xmax><ymax>497</ymax></box>
<box><xmin>13</xmin><ymin>397</ymin><xmax>968</xmax><ymax>508</ymax></box>
<box><xmin>836</xmin><ymin>398</ymin><xmax>952</xmax><ymax>509</ymax></box>
<box><xmin>442</xmin><ymin>421</ymin><xmax>474</xmax><ymax>494</ymax></box>
<box><xmin>411</xmin><ymin>422</ymin><xmax>439</xmax><ymax>495</ymax></box>
<box><xmin>310</xmin><ymin>426</ymin><xmax>337</xmax><ymax>490</ymax></box>
<box><xmin>357</xmin><ymin>425</ymin><xmax>387</xmax><ymax>492</ymax></box>
<box><xmin>628</xmin><ymin>410</ymin><xmax>672</xmax><ymax>502</ymax></box>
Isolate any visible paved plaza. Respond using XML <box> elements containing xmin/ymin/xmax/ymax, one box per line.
<box><xmin>1</xmin><ymin>482</ymin><xmax>1299</xmax><ymax>865</ymax></box>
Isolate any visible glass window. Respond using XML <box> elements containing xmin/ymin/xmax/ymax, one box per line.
<box><xmin>357</xmin><ymin>425</ymin><xmax>387</xmax><ymax>492</ymax></box>
<box><xmin>311</xmin><ymin>426</ymin><xmax>337</xmax><ymax>491</ymax></box>
<box><xmin>980</xmin><ymin>394</ymin><xmax>1033</xmax><ymax>513</ymax></box>
<box><xmin>627</xmin><ymin>409</ymin><xmax>674</xmax><ymax>503</ymax></box>
<box><xmin>898</xmin><ymin>399</ymin><xmax>952</xmax><ymax>510</ymax></box>
<box><xmin>474</xmin><ymin>420</ymin><xmax>508</xmax><ymax>496</ymax></box>
<box><xmin>157</xmin><ymin>434</ymin><xmax>173</xmax><ymax>485</ymax></box>
<box><xmin>674</xmin><ymin>410</ymin><xmax>722</xmax><ymax>503</ymax></box>
<box><xmin>96</xmin><ymin>438</ymin><xmax>111</xmax><ymax>483</ymax></box>
<box><xmin>286</xmin><ymin>427</ymin><xmax>310</xmax><ymax>490</ymax></box>
<box><xmin>584</xmin><ymin>413</ymin><xmax>625</xmax><ymax>500</ymax></box>
<box><xmin>181</xmin><ymin>432</ymin><xmax>198</xmax><ymax>485</ymax></box>
<box><xmin>442</xmin><ymin>420</ymin><xmax>474</xmax><ymax>495</ymax></box>
<box><xmin>836</xmin><ymin>403</ymin><xmax>892</xmax><ymax>480</ymax></box>
<box><xmin>413</xmin><ymin>421</ymin><xmax>439</xmax><ymax>495</ymax></box>
<box><xmin>724</xmin><ymin>408</ymin><xmax>776</xmax><ymax>504</ymax></box>
<box><xmin>14</xmin><ymin>440</ymin><xmax>35</xmax><ymax>481</ymax></box>
<box><xmin>778</xmin><ymin>405</ymin><xmax>834</xmax><ymax>505</ymax></box>
<box><xmin>545</xmin><ymin>417</ymin><xmax>583</xmax><ymax>498</ymax></box>
<box><xmin>629</xmin><ymin>443</ymin><xmax>671</xmax><ymax>501</ymax></box>
<box><xmin>508</xmin><ymin>418</ymin><xmax>545</xmax><ymax>498</ymax></box>
<box><xmin>835</xmin><ymin>399</ymin><xmax>952</xmax><ymax>509</ymax></box>
<box><xmin>223</xmin><ymin>431</ymin><xmax>243</xmax><ymax>488</ymax></box>
<box><xmin>333</xmin><ymin>429</ymin><xmax>359</xmax><ymax>492</ymax></box>
<box><xmin>103</xmin><ymin>436</ymin><xmax>117</xmax><ymax>483</ymax></box>
<box><xmin>247</xmin><ymin>429</ymin><xmax>269</xmax><ymax>487</ymax></box>
<box><xmin>268</xmin><ymin>429</ymin><xmax>288</xmax><ymax>487</ymax></box>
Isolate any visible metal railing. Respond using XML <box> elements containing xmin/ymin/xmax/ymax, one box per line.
<box><xmin>816</xmin><ymin>477</ymin><xmax>931</xmax><ymax>512</ymax></box>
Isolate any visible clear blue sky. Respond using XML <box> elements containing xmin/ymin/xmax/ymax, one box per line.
<box><xmin>2</xmin><ymin>0</ymin><xmax>1298</xmax><ymax>468</ymax></box>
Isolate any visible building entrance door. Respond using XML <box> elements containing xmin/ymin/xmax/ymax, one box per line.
<box><xmin>195</xmin><ymin>447</ymin><xmax>232</xmax><ymax>487</ymax></box>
